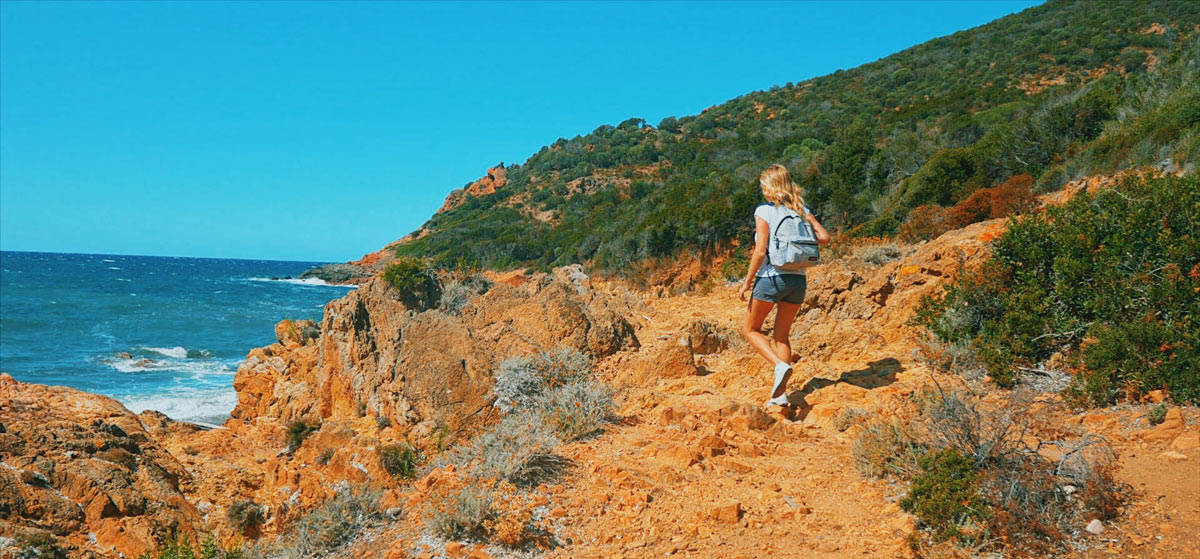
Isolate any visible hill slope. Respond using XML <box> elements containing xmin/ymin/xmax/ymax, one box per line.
<box><xmin>373</xmin><ymin>0</ymin><xmax>1196</xmax><ymax>275</ymax></box>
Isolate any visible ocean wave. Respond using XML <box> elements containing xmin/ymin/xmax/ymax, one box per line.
<box><xmin>246</xmin><ymin>276</ymin><xmax>357</xmax><ymax>288</ymax></box>
<box><xmin>106</xmin><ymin>348</ymin><xmax>231</xmax><ymax>375</ymax></box>
<box><xmin>142</xmin><ymin>346</ymin><xmax>188</xmax><ymax>359</ymax></box>
<box><xmin>118</xmin><ymin>388</ymin><xmax>237</xmax><ymax>424</ymax></box>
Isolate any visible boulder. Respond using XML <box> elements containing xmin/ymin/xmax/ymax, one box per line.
<box><xmin>0</xmin><ymin>374</ymin><xmax>201</xmax><ymax>557</ymax></box>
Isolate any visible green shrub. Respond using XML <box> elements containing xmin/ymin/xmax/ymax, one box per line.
<box><xmin>860</xmin><ymin>389</ymin><xmax>1129</xmax><ymax>556</ymax></box>
<box><xmin>285</xmin><ymin>420</ymin><xmax>319</xmax><ymax>452</ymax></box>
<box><xmin>382</xmin><ymin>256</ymin><xmax>441</xmax><ymax>309</ymax></box>
<box><xmin>1146</xmin><ymin>403</ymin><xmax>1168</xmax><ymax>426</ymax></box>
<box><xmin>226</xmin><ymin>500</ymin><xmax>265</xmax><ymax>536</ymax></box>
<box><xmin>137</xmin><ymin>534</ymin><xmax>242</xmax><ymax>559</ymax></box>
<box><xmin>918</xmin><ymin>174</ymin><xmax>1200</xmax><ymax>403</ymax></box>
<box><xmin>14</xmin><ymin>533</ymin><xmax>68</xmax><ymax>559</ymax></box>
<box><xmin>379</xmin><ymin>443</ymin><xmax>423</xmax><ymax>480</ymax></box>
<box><xmin>901</xmin><ymin>449</ymin><xmax>991</xmax><ymax>545</ymax></box>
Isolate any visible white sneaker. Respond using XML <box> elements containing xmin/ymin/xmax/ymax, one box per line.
<box><xmin>771</xmin><ymin>362</ymin><xmax>792</xmax><ymax>399</ymax></box>
<box><xmin>766</xmin><ymin>394</ymin><xmax>790</xmax><ymax>407</ymax></box>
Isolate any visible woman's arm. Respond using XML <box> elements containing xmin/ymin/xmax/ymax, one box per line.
<box><xmin>738</xmin><ymin>217</ymin><xmax>770</xmax><ymax>301</ymax></box>
<box><xmin>807</xmin><ymin>211</ymin><xmax>831</xmax><ymax>247</ymax></box>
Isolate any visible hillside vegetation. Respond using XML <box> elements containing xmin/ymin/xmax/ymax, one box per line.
<box><xmin>397</xmin><ymin>0</ymin><xmax>1199</xmax><ymax>274</ymax></box>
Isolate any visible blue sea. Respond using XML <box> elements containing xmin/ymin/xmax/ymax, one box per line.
<box><xmin>0</xmin><ymin>251</ymin><xmax>355</xmax><ymax>423</ymax></box>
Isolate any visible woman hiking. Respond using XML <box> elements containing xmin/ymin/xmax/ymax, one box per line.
<box><xmin>737</xmin><ymin>164</ymin><xmax>830</xmax><ymax>406</ymax></box>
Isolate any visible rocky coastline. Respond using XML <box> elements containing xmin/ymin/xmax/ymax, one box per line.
<box><xmin>3</xmin><ymin>211</ymin><xmax>1198</xmax><ymax>558</ymax></box>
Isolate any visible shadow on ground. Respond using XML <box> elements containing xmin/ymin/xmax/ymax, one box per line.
<box><xmin>784</xmin><ymin>357</ymin><xmax>903</xmax><ymax>421</ymax></box>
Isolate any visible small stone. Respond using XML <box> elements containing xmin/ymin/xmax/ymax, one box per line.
<box><xmin>1086</xmin><ymin>519</ymin><xmax>1104</xmax><ymax>535</ymax></box>
<box><xmin>466</xmin><ymin>548</ymin><xmax>493</xmax><ymax>559</ymax></box>
<box><xmin>445</xmin><ymin>542</ymin><xmax>468</xmax><ymax>558</ymax></box>
<box><xmin>709</xmin><ymin>502</ymin><xmax>742</xmax><ymax>523</ymax></box>
<box><xmin>1160</xmin><ymin>451</ymin><xmax>1188</xmax><ymax>461</ymax></box>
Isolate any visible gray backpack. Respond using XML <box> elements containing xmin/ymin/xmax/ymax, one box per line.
<box><xmin>767</xmin><ymin>204</ymin><xmax>820</xmax><ymax>271</ymax></box>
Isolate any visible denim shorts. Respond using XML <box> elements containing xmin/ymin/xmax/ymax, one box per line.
<box><xmin>752</xmin><ymin>274</ymin><xmax>807</xmax><ymax>304</ymax></box>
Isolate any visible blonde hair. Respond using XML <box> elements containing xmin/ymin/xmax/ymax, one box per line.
<box><xmin>759</xmin><ymin>164</ymin><xmax>806</xmax><ymax>213</ymax></box>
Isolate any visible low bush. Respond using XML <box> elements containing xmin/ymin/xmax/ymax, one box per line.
<box><xmin>382</xmin><ymin>256</ymin><xmax>441</xmax><ymax>309</ymax></box>
<box><xmin>13</xmin><ymin>533</ymin><xmax>68</xmax><ymax>559</ymax></box>
<box><xmin>852</xmin><ymin>242</ymin><xmax>902</xmax><ymax>266</ymax></box>
<box><xmin>864</xmin><ymin>389</ymin><xmax>1129</xmax><ymax>557</ymax></box>
<box><xmin>851</xmin><ymin>420</ymin><xmax>924</xmax><ymax>479</ymax></box>
<box><xmin>426</xmin><ymin>485</ymin><xmax>496</xmax><ymax>542</ymax></box>
<box><xmin>265</xmin><ymin>488</ymin><xmax>381</xmax><ymax>559</ymax></box>
<box><xmin>898</xmin><ymin>174</ymin><xmax>1036</xmax><ymax>243</ymax></box>
<box><xmin>537</xmin><ymin>381</ymin><xmax>615</xmax><ymax>442</ymax></box>
<box><xmin>137</xmin><ymin>534</ymin><xmax>242</xmax><ymax>559</ymax></box>
<box><xmin>944</xmin><ymin>174</ymin><xmax>1036</xmax><ymax>226</ymax></box>
<box><xmin>379</xmin><ymin>443</ymin><xmax>423</xmax><ymax>480</ymax></box>
<box><xmin>901</xmin><ymin>449</ymin><xmax>991</xmax><ymax>546</ymax></box>
<box><xmin>492</xmin><ymin>348</ymin><xmax>593</xmax><ymax>412</ymax></box>
<box><xmin>897</xmin><ymin>205</ymin><xmax>953</xmax><ymax>243</ymax></box>
<box><xmin>835</xmin><ymin>407</ymin><xmax>869</xmax><ymax>432</ymax></box>
<box><xmin>227</xmin><ymin>500</ymin><xmax>265</xmax><ymax>536</ymax></box>
<box><xmin>1146</xmin><ymin>403</ymin><xmax>1168</xmax><ymax>426</ymax></box>
<box><xmin>445</xmin><ymin>415</ymin><xmax>569</xmax><ymax>488</ymax></box>
<box><xmin>917</xmin><ymin>174</ymin><xmax>1200</xmax><ymax>403</ymax></box>
<box><xmin>285</xmin><ymin>421</ymin><xmax>319</xmax><ymax>452</ymax></box>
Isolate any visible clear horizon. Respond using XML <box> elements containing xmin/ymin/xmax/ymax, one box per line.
<box><xmin>1</xmin><ymin>0</ymin><xmax>1041</xmax><ymax>262</ymax></box>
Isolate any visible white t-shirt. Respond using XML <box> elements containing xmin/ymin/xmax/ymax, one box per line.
<box><xmin>754</xmin><ymin>203</ymin><xmax>810</xmax><ymax>278</ymax></box>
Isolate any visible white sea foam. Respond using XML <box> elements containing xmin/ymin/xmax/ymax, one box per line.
<box><xmin>102</xmin><ymin>259</ymin><xmax>116</xmax><ymax>263</ymax></box>
<box><xmin>142</xmin><ymin>346</ymin><xmax>189</xmax><ymax>359</ymax></box>
<box><xmin>119</xmin><ymin>388</ymin><xmax>237</xmax><ymax>423</ymax></box>
<box><xmin>247</xmin><ymin>277</ymin><xmax>357</xmax><ymax>288</ymax></box>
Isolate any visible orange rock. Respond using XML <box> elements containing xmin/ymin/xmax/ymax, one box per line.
<box><xmin>709</xmin><ymin>502</ymin><xmax>742</xmax><ymax>523</ymax></box>
<box><xmin>1171</xmin><ymin>431</ymin><xmax>1200</xmax><ymax>451</ymax></box>
<box><xmin>445</xmin><ymin>541</ymin><xmax>468</xmax><ymax>558</ymax></box>
<box><xmin>657</xmin><ymin>445</ymin><xmax>699</xmax><ymax>469</ymax></box>
<box><xmin>1140</xmin><ymin>408</ymin><xmax>1186</xmax><ymax>442</ymax></box>
<box><xmin>1144</xmin><ymin>390</ymin><xmax>1168</xmax><ymax>403</ymax></box>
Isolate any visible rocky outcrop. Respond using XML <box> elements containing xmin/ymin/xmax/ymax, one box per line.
<box><xmin>121</xmin><ymin>271</ymin><xmax>640</xmax><ymax>540</ymax></box>
<box><xmin>438</xmin><ymin>164</ymin><xmax>508</xmax><ymax>214</ymax></box>
<box><xmin>0</xmin><ymin>374</ymin><xmax>201</xmax><ymax>558</ymax></box>
<box><xmin>233</xmin><ymin>272</ymin><xmax>639</xmax><ymax>432</ymax></box>
<box><xmin>297</xmin><ymin>262</ymin><xmax>370</xmax><ymax>285</ymax></box>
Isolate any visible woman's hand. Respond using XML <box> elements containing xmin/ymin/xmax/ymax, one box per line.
<box><xmin>737</xmin><ymin>279</ymin><xmax>753</xmax><ymax>301</ymax></box>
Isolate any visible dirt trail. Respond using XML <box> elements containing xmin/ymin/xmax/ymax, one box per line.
<box><xmin>539</xmin><ymin>284</ymin><xmax>1199</xmax><ymax>559</ymax></box>
<box><xmin>544</xmin><ymin>287</ymin><xmax>930</xmax><ymax>559</ymax></box>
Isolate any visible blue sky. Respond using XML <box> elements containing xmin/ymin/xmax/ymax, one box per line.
<box><xmin>0</xmin><ymin>1</ymin><xmax>1040</xmax><ymax>262</ymax></box>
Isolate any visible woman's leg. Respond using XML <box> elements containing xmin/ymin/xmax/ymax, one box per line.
<box><xmin>771</xmin><ymin>301</ymin><xmax>802</xmax><ymax>365</ymax></box>
<box><xmin>742</xmin><ymin>298</ymin><xmax>784</xmax><ymax>366</ymax></box>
